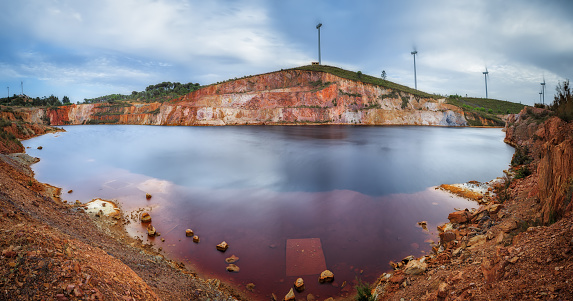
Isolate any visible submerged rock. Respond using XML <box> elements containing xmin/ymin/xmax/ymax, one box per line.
<box><xmin>216</xmin><ymin>241</ymin><xmax>229</xmax><ymax>252</ymax></box>
<box><xmin>226</xmin><ymin>264</ymin><xmax>240</xmax><ymax>273</ymax></box>
<box><xmin>147</xmin><ymin>224</ymin><xmax>156</xmax><ymax>236</ymax></box>
<box><xmin>319</xmin><ymin>270</ymin><xmax>334</xmax><ymax>283</ymax></box>
<box><xmin>225</xmin><ymin>255</ymin><xmax>239</xmax><ymax>264</ymax></box>
<box><xmin>140</xmin><ymin>212</ymin><xmax>151</xmax><ymax>223</ymax></box>
<box><xmin>284</xmin><ymin>288</ymin><xmax>295</xmax><ymax>301</ymax></box>
<box><xmin>294</xmin><ymin>277</ymin><xmax>305</xmax><ymax>292</ymax></box>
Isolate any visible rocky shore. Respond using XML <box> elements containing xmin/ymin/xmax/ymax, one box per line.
<box><xmin>0</xmin><ymin>110</ymin><xmax>241</xmax><ymax>300</ymax></box>
<box><xmin>373</xmin><ymin>108</ymin><xmax>573</xmax><ymax>300</ymax></box>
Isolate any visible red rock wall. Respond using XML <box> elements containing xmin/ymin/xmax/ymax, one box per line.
<box><xmin>506</xmin><ymin>108</ymin><xmax>573</xmax><ymax>222</ymax></box>
<box><xmin>38</xmin><ymin>69</ymin><xmax>468</xmax><ymax>126</ymax></box>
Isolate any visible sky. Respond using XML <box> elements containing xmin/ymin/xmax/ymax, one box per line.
<box><xmin>1</xmin><ymin>0</ymin><xmax>572</xmax><ymax>105</ymax></box>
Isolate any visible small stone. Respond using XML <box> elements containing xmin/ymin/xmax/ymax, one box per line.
<box><xmin>284</xmin><ymin>288</ymin><xmax>295</xmax><ymax>301</ymax></box>
<box><xmin>37</xmin><ymin>146</ymin><xmax>43</xmax><ymax>150</ymax></box>
<box><xmin>225</xmin><ymin>255</ymin><xmax>239</xmax><ymax>263</ymax></box>
<box><xmin>193</xmin><ymin>235</ymin><xmax>200</xmax><ymax>243</ymax></box>
<box><xmin>306</xmin><ymin>294</ymin><xmax>316</xmax><ymax>301</ymax></box>
<box><xmin>417</xmin><ymin>221</ymin><xmax>428</xmax><ymax>231</ymax></box>
<box><xmin>147</xmin><ymin>224</ymin><xmax>156</xmax><ymax>236</ymax></box>
<box><xmin>404</xmin><ymin>259</ymin><xmax>427</xmax><ymax>275</ymax></box>
<box><xmin>161</xmin><ymin>238</ymin><xmax>165</xmax><ymax>242</ymax></box>
<box><xmin>437</xmin><ymin>282</ymin><xmax>448</xmax><ymax>298</ymax></box>
<box><xmin>226</xmin><ymin>264</ymin><xmax>240</xmax><ymax>272</ymax></box>
<box><xmin>185</xmin><ymin>229</ymin><xmax>194</xmax><ymax>237</ymax></box>
<box><xmin>216</xmin><ymin>241</ymin><xmax>229</xmax><ymax>252</ymax></box>
<box><xmin>509</xmin><ymin>256</ymin><xmax>519</xmax><ymax>264</ymax></box>
<box><xmin>140</xmin><ymin>212</ymin><xmax>151</xmax><ymax>223</ymax></box>
<box><xmin>294</xmin><ymin>277</ymin><xmax>305</xmax><ymax>292</ymax></box>
<box><xmin>145</xmin><ymin>193</ymin><xmax>152</xmax><ymax>200</ymax></box>
<box><xmin>75</xmin><ymin>200</ymin><xmax>81</xmax><ymax>205</ymax></box>
<box><xmin>467</xmin><ymin>235</ymin><xmax>487</xmax><ymax>249</ymax></box>
<box><xmin>246</xmin><ymin>283</ymin><xmax>255</xmax><ymax>291</ymax></box>
<box><xmin>67</xmin><ymin>190</ymin><xmax>73</xmax><ymax>194</ymax></box>
<box><xmin>319</xmin><ymin>269</ymin><xmax>334</xmax><ymax>283</ymax></box>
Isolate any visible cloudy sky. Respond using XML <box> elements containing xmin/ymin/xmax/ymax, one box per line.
<box><xmin>1</xmin><ymin>0</ymin><xmax>572</xmax><ymax>105</ymax></box>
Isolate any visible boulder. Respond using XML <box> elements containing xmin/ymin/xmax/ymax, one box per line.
<box><xmin>140</xmin><ymin>212</ymin><xmax>151</xmax><ymax>223</ymax></box>
<box><xmin>216</xmin><ymin>241</ymin><xmax>229</xmax><ymax>252</ymax></box>
<box><xmin>319</xmin><ymin>270</ymin><xmax>334</xmax><ymax>283</ymax></box>
<box><xmin>448</xmin><ymin>210</ymin><xmax>470</xmax><ymax>224</ymax></box>
<box><xmin>439</xmin><ymin>230</ymin><xmax>457</xmax><ymax>244</ymax></box>
<box><xmin>185</xmin><ymin>229</ymin><xmax>194</xmax><ymax>237</ymax></box>
<box><xmin>193</xmin><ymin>235</ymin><xmax>200</xmax><ymax>243</ymax></box>
<box><xmin>147</xmin><ymin>224</ymin><xmax>156</xmax><ymax>236</ymax></box>
<box><xmin>225</xmin><ymin>255</ymin><xmax>239</xmax><ymax>264</ymax></box>
<box><xmin>37</xmin><ymin>146</ymin><xmax>43</xmax><ymax>150</ymax></box>
<box><xmin>403</xmin><ymin>259</ymin><xmax>427</xmax><ymax>275</ymax></box>
<box><xmin>284</xmin><ymin>288</ymin><xmax>295</xmax><ymax>301</ymax></box>
<box><xmin>488</xmin><ymin>204</ymin><xmax>504</xmax><ymax>214</ymax></box>
<box><xmin>294</xmin><ymin>277</ymin><xmax>305</xmax><ymax>292</ymax></box>
<box><xmin>226</xmin><ymin>264</ymin><xmax>240</xmax><ymax>272</ymax></box>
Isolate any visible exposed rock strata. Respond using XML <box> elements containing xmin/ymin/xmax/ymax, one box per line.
<box><xmin>32</xmin><ymin>70</ymin><xmax>474</xmax><ymax>126</ymax></box>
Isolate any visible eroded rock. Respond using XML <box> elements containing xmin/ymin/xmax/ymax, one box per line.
<box><xmin>140</xmin><ymin>212</ymin><xmax>151</xmax><ymax>223</ymax></box>
<box><xmin>216</xmin><ymin>241</ymin><xmax>228</xmax><ymax>252</ymax></box>
<box><xmin>185</xmin><ymin>229</ymin><xmax>194</xmax><ymax>237</ymax></box>
<box><xmin>403</xmin><ymin>259</ymin><xmax>427</xmax><ymax>275</ymax></box>
<box><xmin>294</xmin><ymin>277</ymin><xmax>305</xmax><ymax>292</ymax></box>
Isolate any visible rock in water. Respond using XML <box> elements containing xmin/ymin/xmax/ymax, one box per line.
<box><xmin>404</xmin><ymin>259</ymin><xmax>427</xmax><ymax>275</ymax></box>
<box><xmin>294</xmin><ymin>277</ymin><xmax>305</xmax><ymax>292</ymax></box>
<box><xmin>216</xmin><ymin>241</ymin><xmax>229</xmax><ymax>252</ymax></box>
<box><xmin>147</xmin><ymin>224</ymin><xmax>156</xmax><ymax>236</ymax></box>
<box><xmin>145</xmin><ymin>193</ymin><xmax>152</xmax><ymax>200</ymax></box>
<box><xmin>284</xmin><ymin>288</ymin><xmax>295</xmax><ymax>301</ymax></box>
<box><xmin>225</xmin><ymin>255</ymin><xmax>239</xmax><ymax>263</ymax></box>
<box><xmin>185</xmin><ymin>229</ymin><xmax>194</xmax><ymax>237</ymax></box>
<box><xmin>319</xmin><ymin>270</ymin><xmax>334</xmax><ymax>283</ymax></box>
<box><xmin>140</xmin><ymin>212</ymin><xmax>151</xmax><ymax>223</ymax></box>
<box><xmin>226</xmin><ymin>264</ymin><xmax>240</xmax><ymax>272</ymax></box>
<box><xmin>193</xmin><ymin>235</ymin><xmax>200</xmax><ymax>243</ymax></box>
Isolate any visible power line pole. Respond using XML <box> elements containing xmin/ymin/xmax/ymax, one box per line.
<box><xmin>316</xmin><ymin>23</ymin><xmax>322</xmax><ymax>65</ymax></box>
<box><xmin>411</xmin><ymin>51</ymin><xmax>418</xmax><ymax>90</ymax></box>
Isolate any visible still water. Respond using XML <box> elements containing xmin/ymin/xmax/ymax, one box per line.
<box><xmin>24</xmin><ymin>125</ymin><xmax>514</xmax><ymax>299</ymax></box>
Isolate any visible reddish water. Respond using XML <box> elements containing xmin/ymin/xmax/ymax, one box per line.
<box><xmin>120</xmin><ymin>183</ymin><xmax>474</xmax><ymax>300</ymax></box>
<box><xmin>24</xmin><ymin>125</ymin><xmax>511</xmax><ymax>300</ymax></box>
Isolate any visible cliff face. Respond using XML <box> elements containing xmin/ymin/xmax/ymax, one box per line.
<box><xmin>505</xmin><ymin>108</ymin><xmax>573</xmax><ymax>222</ymax></box>
<box><xmin>37</xmin><ymin>70</ymin><xmax>471</xmax><ymax>126</ymax></box>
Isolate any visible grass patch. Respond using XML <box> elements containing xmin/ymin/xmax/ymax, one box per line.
<box><xmin>446</xmin><ymin>95</ymin><xmax>524</xmax><ymax>114</ymax></box>
<box><xmin>295</xmin><ymin>65</ymin><xmax>438</xmax><ymax>99</ymax></box>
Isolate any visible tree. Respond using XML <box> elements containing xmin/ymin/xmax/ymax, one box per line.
<box><xmin>551</xmin><ymin>79</ymin><xmax>572</xmax><ymax>121</ymax></box>
<box><xmin>381</xmin><ymin>70</ymin><xmax>387</xmax><ymax>80</ymax></box>
<box><xmin>62</xmin><ymin>96</ymin><xmax>71</xmax><ymax>104</ymax></box>
<box><xmin>357</xmin><ymin>71</ymin><xmax>362</xmax><ymax>78</ymax></box>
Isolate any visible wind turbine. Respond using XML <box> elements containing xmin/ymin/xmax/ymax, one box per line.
<box><xmin>540</xmin><ymin>77</ymin><xmax>546</xmax><ymax>105</ymax></box>
<box><xmin>6</xmin><ymin>87</ymin><xmax>8</xmax><ymax>98</ymax></box>
<box><xmin>483</xmin><ymin>68</ymin><xmax>489</xmax><ymax>99</ymax></box>
<box><xmin>411</xmin><ymin>50</ymin><xmax>418</xmax><ymax>90</ymax></box>
<box><xmin>316</xmin><ymin>23</ymin><xmax>322</xmax><ymax>65</ymax></box>
<box><xmin>539</xmin><ymin>91</ymin><xmax>542</xmax><ymax>103</ymax></box>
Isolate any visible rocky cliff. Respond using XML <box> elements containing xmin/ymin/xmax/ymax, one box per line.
<box><xmin>33</xmin><ymin>69</ymin><xmax>480</xmax><ymax>126</ymax></box>
<box><xmin>505</xmin><ymin>107</ymin><xmax>573</xmax><ymax>223</ymax></box>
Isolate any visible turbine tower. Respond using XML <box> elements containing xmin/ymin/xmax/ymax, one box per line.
<box><xmin>6</xmin><ymin>87</ymin><xmax>8</xmax><ymax>98</ymax></box>
<box><xmin>540</xmin><ymin>78</ymin><xmax>546</xmax><ymax>105</ymax></box>
<box><xmin>539</xmin><ymin>91</ymin><xmax>542</xmax><ymax>103</ymax></box>
<box><xmin>411</xmin><ymin>50</ymin><xmax>418</xmax><ymax>90</ymax></box>
<box><xmin>316</xmin><ymin>23</ymin><xmax>322</xmax><ymax>65</ymax></box>
<box><xmin>21</xmin><ymin>81</ymin><xmax>23</xmax><ymax>95</ymax></box>
<box><xmin>483</xmin><ymin>68</ymin><xmax>489</xmax><ymax>99</ymax></box>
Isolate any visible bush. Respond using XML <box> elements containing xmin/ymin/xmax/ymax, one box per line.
<box><xmin>511</xmin><ymin>145</ymin><xmax>531</xmax><ymax>166</ymax></box>
<box><xmin>551</xmin><ymin>79</ymin><xmax>573</xmax><ymax>121</ymax></box>
<box><xmin>356</xmin><ymin>279</ymin><xmax>375</xmax><ymax>301</ymax></box>
<box><xmin>514</xmin><ymin>165</ymin><xmax>532</xmax><ymax>179</ymax></box>
<box><xmin>401</xmin><ymin>96</ymin><xmax>409</xmax><ymax>109</ymax></box>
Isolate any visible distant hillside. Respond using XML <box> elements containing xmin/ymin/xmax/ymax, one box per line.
<box><xmin>446</xmin><ymin>95</ymin><xmax>525</xmax><ymax>126</ymax></box>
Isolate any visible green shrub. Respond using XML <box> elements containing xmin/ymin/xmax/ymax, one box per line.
<box><xmin>401</xmin><ymin>96</ymin><xmax>409</xmax><ymax>109</ymax></box>
<box><xmin>514</xmin><ymin>165</ymin><xmax>531</xmax><ymax>179</ymax></box>
<box><xmin>551</xmin><ymin>79</ymin><xmax>573</xmax><ymax>122</ymax></box>
<box><xmin>355</xmin><ymin>279</ymin><xmax>375</xmax><ymax>301</ymax></box>
<box><xmin>511</xmin><ymin>145</ymin><xmax>531</xmax><ymax>166</ymax></box>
